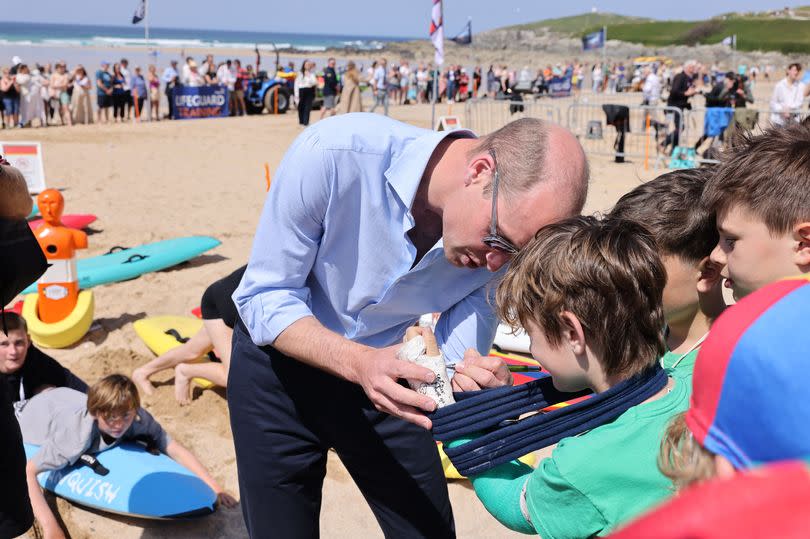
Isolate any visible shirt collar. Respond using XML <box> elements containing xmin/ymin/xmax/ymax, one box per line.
<box><xmin>385</xmin><ymin>128</ymin><xmax>476</xmax><ymax>215</ymax></box>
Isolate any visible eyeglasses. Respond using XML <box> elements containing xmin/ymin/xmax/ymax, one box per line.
<box><xmin>482</xmin><ymin>150</ymin><xmax>519</xmax><ymax>255</ymax></box>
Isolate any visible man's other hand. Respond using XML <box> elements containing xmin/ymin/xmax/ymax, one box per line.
<box><xmin>451</xmin><ymin>348</ymin><xmax>513</xmax><ymax>392</ymax></box>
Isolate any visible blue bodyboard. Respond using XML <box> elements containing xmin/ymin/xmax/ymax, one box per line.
<box><xmin>24</xmin><ymin>442</ymin><xmax>216</xmax><ymax>519</ymax></box>
<box><xmin>22</xmin><ymin>236</ymin><xmax>220</xmax><ymax>294</ymax></box>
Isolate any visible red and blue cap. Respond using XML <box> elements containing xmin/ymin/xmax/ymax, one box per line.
<box><xmin>685</xmin><ymin>276</ymin><xmax>810</xmax><ymax>469</ymax></box>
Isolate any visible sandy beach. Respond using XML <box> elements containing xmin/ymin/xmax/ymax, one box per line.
<box><xmin>5</xmin><ymin>73</ymin><xmax>776</xmax><ymax>538</ymax></box>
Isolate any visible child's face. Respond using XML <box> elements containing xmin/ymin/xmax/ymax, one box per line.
<box><xmin>0</xmin><ymin>329</ymin><xmax>30</xmax><ymax>375</ymax></box>
<box><xmin>711</xmin><ymin>204</ymin><xmax>801</xmax><ymax>299</ymax></box>
<box><xmin>96</xmin><ymin>410</ymin><xmax>137</xmax><ymax>439</ymax></box>
<box><xmin>525</xmin><ymin>319</ymin><xmax>588</xmax><ymax>393</ymax></box>
<box><xmin>661</xmin><ymin>254</ymin><xmax>700</xmax><ymax>325</ymax></box>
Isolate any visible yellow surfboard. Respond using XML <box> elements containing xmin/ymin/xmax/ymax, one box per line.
<box><xmin>132</xmin><ymin>316</ymin><xmax>216</xmax><ymax>390</ymax></box>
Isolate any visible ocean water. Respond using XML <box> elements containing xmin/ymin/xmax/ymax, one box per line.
<box><xmin>0</xmin><ymin>21</ymin><xmax>412</xmax><ymax>52</ymax></box>
<box><xmin>0</xmin><ymin>21</ymin><xmax>414</xmax><ymax>70</ymax></box>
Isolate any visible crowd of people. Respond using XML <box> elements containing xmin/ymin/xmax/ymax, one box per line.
<box><xmin>2</xmin><ymin>51</ymin><xmax>808</xmax><ymax>130</ymax></box>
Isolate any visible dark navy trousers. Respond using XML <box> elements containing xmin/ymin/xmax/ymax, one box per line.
<box><xmin>228</xmin><ymin>321</ymin><xmax>455</xmax><ymax>539</ymax></box>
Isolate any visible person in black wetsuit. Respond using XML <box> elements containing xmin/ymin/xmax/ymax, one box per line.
<box><xmin>1</xmin><ymin>313</ymin><xmax>88</xmax><ymax>403</ymax></box>
<box><xmin>132</xmin><ymin>265</ymin><xmax>246</xmax><ymax>404</ymax></box>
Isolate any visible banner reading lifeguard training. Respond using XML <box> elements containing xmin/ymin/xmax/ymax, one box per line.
<box><xmin>173</xmin><ymin>85</ymin><xmax>229</xmax><ymax>120</ymax></box>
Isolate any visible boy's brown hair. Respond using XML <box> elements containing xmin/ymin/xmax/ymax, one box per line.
<box><xmin>87</xmin><ymin>374</ymin><xmax>140</xmax><ymax>418</ymax></box>
<box><xmin>658</xmin><ymin>412</ymin><xmax>717</xmax><ymax>489</ymax></box>
<box><xmin>496</xmin><ymin>216</ymin><xmax>667</xmax><ymax>379</ymax></box>
<box><xmin>609</xmin><ymin>168</ymin><xmax>718</xmax><ymax>263</ymax></box>
<box><xmin>702</xmin><ymin>121</ymin><xmax>810</xmax><ymax>235</ymax></box>
<box><xmin>0</xmin><ymin>312</ymin><xmax>28</xmax><ymax>335</ymax></box>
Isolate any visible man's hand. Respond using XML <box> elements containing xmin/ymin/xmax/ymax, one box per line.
<box><xmin>451</xmin><ymin>348</ymin><xmax>513</xmax><ymax>392</ymax></box>
<box><xmin>350</xmin><ymin>345</ymin><xmax>438</xmax><ymax>430</ymax></box>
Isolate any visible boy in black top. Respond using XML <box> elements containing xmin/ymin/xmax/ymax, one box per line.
<box><xmin>1</xmin><ymin>313</ymin><xmax>87</xmax><ymax>402</ymax></box>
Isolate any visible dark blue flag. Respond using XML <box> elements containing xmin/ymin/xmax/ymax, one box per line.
<box><xmin>132</xmin><ymin>0</ymin><xmax>145</xmax><ymax>24</ymax></box>
<box><xmin>582</xmin><ymin>29</ymin><xmax>605</xmax><ymax>50</ymax></box>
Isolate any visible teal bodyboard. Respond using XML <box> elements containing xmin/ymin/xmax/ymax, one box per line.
<box><xmin>21</xmin><ymin>236</ymin><xmax>220</xmax><ymax>294</ymax></box>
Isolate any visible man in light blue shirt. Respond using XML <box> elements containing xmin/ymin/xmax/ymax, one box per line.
<box><xmin>369</xmin><ymin>57</ymin><xmax>389</xmax><ymax>115</ymax></box>
<box><xmin>229</xmin><ymin>112</ymin><xmax>588</xmax><ymax>538</ymax></box>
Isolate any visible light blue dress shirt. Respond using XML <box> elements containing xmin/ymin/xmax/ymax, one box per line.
<box><xmin>234</xmin><ymin>113</ymin><xmax>500</xmax><ymax>363</ymax></box>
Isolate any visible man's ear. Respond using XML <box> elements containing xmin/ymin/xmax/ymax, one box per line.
<box><xmin>559</xmin><ymin>311</ymin><xmax>586</xmax><ymax>355</ymax></box>
<box><xmin>793</xmin><ymin>222</ymin><xmax>810</xmax><ymax>267</ymax></box>
<box><xmin>467</xmin><ymin>152</ymin><xmax>495</xmax><ymax>187</ymax></box>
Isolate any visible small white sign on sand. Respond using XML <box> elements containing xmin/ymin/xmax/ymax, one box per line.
<box><xmin>1</xmin><ymin>141</ymin><xmax>47</xmax><ymax>194</ymax></box>
<box><xmin>435</xmin><ymin>115</ymin><xmax>462</xmax><ymax>132</ymax></box>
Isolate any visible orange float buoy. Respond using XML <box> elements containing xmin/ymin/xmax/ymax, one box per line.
<box><xmin>33</xmin><ymin>189</ymin><xmax>88</xmax><ymax>323</ymax></box>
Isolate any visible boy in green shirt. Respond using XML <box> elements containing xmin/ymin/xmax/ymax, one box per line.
<box><xmin>609</xmin><ymin>168</ymin><xmax>725</xmax><ymax>380</ymax></box>
<box><xmin>452</xmin><ymin>216</ymin><xmax>689</xmax><ymax>537</ymax></box>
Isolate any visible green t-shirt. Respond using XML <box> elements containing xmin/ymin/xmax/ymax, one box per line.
<box><xmin>659</xmin><ymin>348</ymin><xmax>699</xmax><ymax>381</ymax></box>
<box><xmin>525</xmin><ymin>373</ymin><xmax>689</xmax><ymax>538</ymax></box>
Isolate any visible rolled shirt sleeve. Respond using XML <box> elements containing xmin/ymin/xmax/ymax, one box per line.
<box><xmin>233</xmin><ymin>132</ymin><xmax>334</xmax><ymax>346</ymax></box>
<box><xmin>435</xmin><ymin>281</ymin><xmax>500</xmax><ymax>364</ymax></box>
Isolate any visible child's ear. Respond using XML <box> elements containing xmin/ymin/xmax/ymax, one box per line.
<box><xmin>697</xmin><ymin>256</ymin><xmax>728</xmax><ymax>320</ymax></box>
<box><xmin>793</xmin><ymin>222</ymin><xmax>810</xmax><ymax>267</ymax></box>
<box><xmin>696</xmin><ymin>256</ymin><xmax>723</xmax><ymax>293</ymax></box>
<box><xmin>559</xmin><ymin>311</ymin><xmax>586</xmax><ymax>355</ymax></box>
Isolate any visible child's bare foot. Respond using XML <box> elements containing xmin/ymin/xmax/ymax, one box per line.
<box><xmin>174</xmin><ymin>364</ymin><xmax>192</xmax><ymax>405</ymax></box>
<box><xmin>132</xmin><ymin>368</ymin><xmax>155</xmax><ymax>396</ymax></box>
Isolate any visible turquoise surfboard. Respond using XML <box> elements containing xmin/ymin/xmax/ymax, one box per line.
<box><xmin>22</xmin><ymin>236</ymin><xmax>220</xmax><ymax>294</ymax></box>
<box><xmin>24</xmin><ymin>442</ymin><xmax>216</xmax><ymax>519</ymax></box>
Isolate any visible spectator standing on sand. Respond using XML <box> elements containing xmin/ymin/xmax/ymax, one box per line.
<box><xmin>70</xmin><ymin>66</ymin><xmax>93</xmax><ymax>125</ymax></box>
<box><xmin>147</xmin><ymin>64</ymin><xmax>161</xmax><ymax>121</ymax></box>
<box><xmin>337</xmin><ymin>60</ymin><xmax>363</xmax><ymax>114</ymax></box>
<box><xmin>217</xmin><ymin>60</ymin><xmax>236</xmax><ymax>115</ymax></box>
<box><xmin>663</xmin><ymin>60</ymin><xmax>699</xmax><ymax>152</ymax></box>
<box><xmin>1</xmin><ymin>67</ymin><xmax>21</xmax><ymax>128</ymax></box>
<box><xmin>131</xmin><ymin>66</ymin><xmax>147</xmax><ymax>120</ymax></box>
<box><xmin>120</xmin><ymin>58</ymin><xmax>132</xmax><ymax>119</ymax></box>
<box><xmin>161</xmin><ymin>60</ymin><xmax>178</xmax><ymax>120</ymax></box>
<box><xmin>770</xmin><ymin>62</ymin><xmax>810</xmax><ymax>126</ymax></box>
<box><xmin>48</xmin><ymin>62</ymin><xmax>71</xmax><ymax>127</ymax></box>
<box><xmin>96</xmin><ymin>60</ymin><xmax>113</xmax><ymax>124</ymax></box>
<box><xmin>232</xmin><ymin>59</ymin><xmax>248</xmax><ymax>116</ymax></box>
<box><xmin>295</xmin><ymin>60</ymin><xmax>317</xmax><ymax>127</ymax></box>
<box><xmin>369</xmin><ymin>58</ymin><xmax>388</xmax><ymax>116</ymax></box>
<box><xmin>320</xmin><ymin>57</ymin><xmax>339</xmax><ymax>119</ymax></box>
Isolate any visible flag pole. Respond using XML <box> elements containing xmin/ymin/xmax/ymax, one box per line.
<box><xmin>602</xmin><ymin>26</ymin><xmax>607</xmax><ymax>67</ymax></box>
<box><xmin>732</xmin><ymin>34</ymin><xmax>737</xmax><ymax>73</ymax></box>
<box><xmin>431</xmin><ymin>0</ymin><xmax>444</xmax><ymax>130</ymax></box>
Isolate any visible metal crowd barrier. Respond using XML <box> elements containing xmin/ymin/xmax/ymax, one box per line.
<box><xmin>565</xmin><ymin>103</ymin><xmax>683</xmax><ymax>162</ymax></box>
<box><xmin>463</xmin><ymin>98</ymin><xmax>563</xmax><ymax>136</ymax></box>
<box><xmin>683</xmin><ymin>107</ymin><xmax>810</xmax><ymax>165</ymax></box>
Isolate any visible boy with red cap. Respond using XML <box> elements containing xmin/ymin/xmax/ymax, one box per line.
<box><xmin>611</xmin><ymin>276</ymin><xmax>810</xmax><ymax>538</ymax></box>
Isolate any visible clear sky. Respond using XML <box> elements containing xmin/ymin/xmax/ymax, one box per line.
<box><xmin>6</xmin><ymin>1</ymin><xmax>802</xmax><ymax>38</ymax></box>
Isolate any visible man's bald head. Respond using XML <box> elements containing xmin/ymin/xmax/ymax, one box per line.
<box><xmin>469</xmin><ymin>118</ymin><xmax>589</xmax><ymax>216</ymax></box>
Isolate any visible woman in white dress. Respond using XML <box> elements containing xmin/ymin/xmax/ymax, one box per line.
<box><xmin>16</xmin><ymin>65</ymin><xmax>47</xmax><ymax>127</ymax></box>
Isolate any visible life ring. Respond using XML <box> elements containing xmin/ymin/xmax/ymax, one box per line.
<box><xmin>22</xmin><ymin>290</ymin><xmax>94</xmax><ymax>349</ymax></box>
